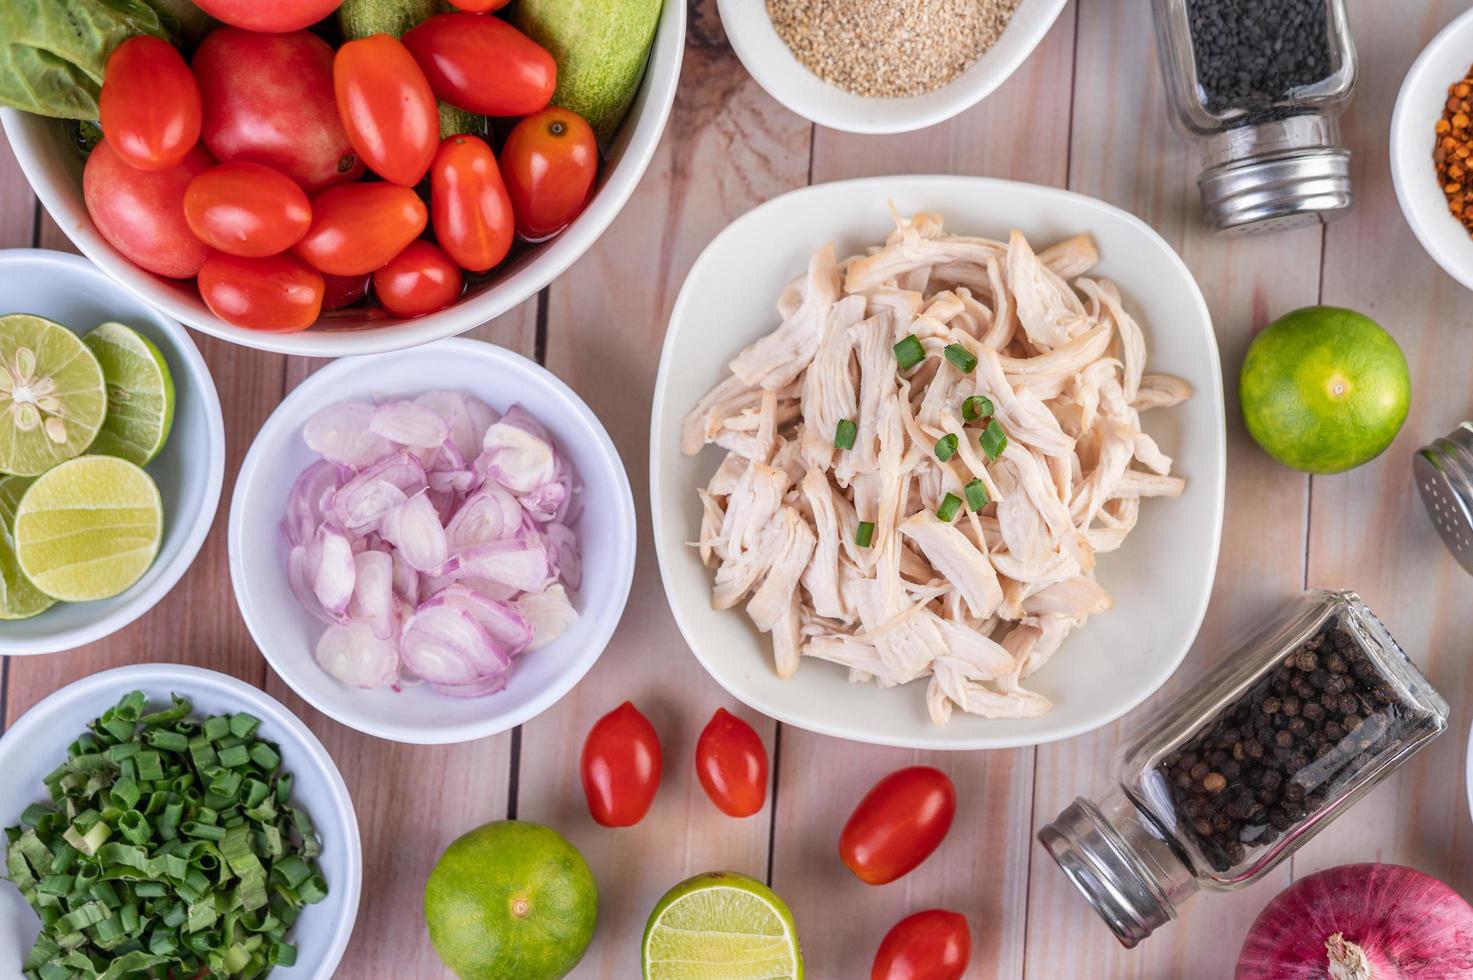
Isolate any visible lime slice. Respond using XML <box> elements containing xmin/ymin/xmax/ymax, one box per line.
<box><xmin>642</xmin><ymin>872</ymin><xmax>802</xmax><ymax>980</ymax></box>
<box><xmin>14</xmin><ymin>456</ymin><xmax>163</xmax><ymax>602</ymax></box>
<box><xmin>0</xmin><ymin>475</ymin><xmax>54</xmax><ymax>619</ymax></box>
<box><xmin>0</xmin><ymin>314</ymin><xmax>107</xmax><ymax>477</ymax></box>
<box><xmin>83</xmin><ymin>322</ymin><xmax>176</xmax><ymax>466</ymax></box>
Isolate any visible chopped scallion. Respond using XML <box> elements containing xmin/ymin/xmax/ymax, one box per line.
<box><xmin>944</xmin><ymin>343</ymin><xmax>977</xmax><ymax>373</ymax></box>
<box><xmin>937</xmin><ymin>492</ymin><xmax>962</xmax><ymax>523</ymax></box>
<box><xmin>834</xmin><ymin>418</ymin><xmax>857</xmax><ymax>451</ymax></box>
<box><xmin>893</xmin><ymin>334</ymin><xmax>925</xmax><ymax>371</ymax></box>
<box><xmin>965</xmin><ymin>478</ymin><xmax>989</xmax><ymax>510</ymax></box>
<box><xmin>980</xmin><ymin>418</ymin><xmax>1009</xmax><ymax>460</ymax></box>
<box><xmin>962</xmin><ymin>394</ymin><xmax>994</xmax><ymax>422</ymax></box>
<box><xmin>934</xmin><ymin>433</ymin><xmax>959</xmax><ymax>461</ymax></box>
<box><xmin>855</xmin><ymin>521</ymin><xmax>876</xmax><ymax>548</ymax></box>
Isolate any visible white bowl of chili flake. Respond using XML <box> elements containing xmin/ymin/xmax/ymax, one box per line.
<box><xmin>719</xmin><ymin>0</ymin><xmax>1069</xmax><ymax>135</ymax></box>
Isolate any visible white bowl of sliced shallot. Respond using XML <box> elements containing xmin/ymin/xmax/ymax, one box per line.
<box><xmin>228</xmin><ymin>338</ymin><xmax>636</xmax><ymax>744</ymax></box>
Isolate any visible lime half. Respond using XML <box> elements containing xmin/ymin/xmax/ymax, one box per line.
<box><xmin>15</xmin><ymin>456</ymin><xmax>163</xmax><ymax>602</ymax></box>
<box><xmin>84</xmin><ymin>322</ymin><xmax>175</xmax><ymax>466</ymax></box>
<box><xmin>0</xmin><ymin>475</ymin><xmax>54</xmax><ymax>619</ymax></box>
<box><xmin>0</xmin><ymin>314</ymin><xmax>107</xmax><ymax>477</ymax></box>
<box><xmin>642</xmin><ymin>872</ymin><xmax>802</xmax><ymax>980</ymax></box>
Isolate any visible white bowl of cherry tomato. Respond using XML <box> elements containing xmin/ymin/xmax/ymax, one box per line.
<box><xmin>1</xmin><ymin>0</ymin><xmax>684</xmax><ymax>357</ymax></box>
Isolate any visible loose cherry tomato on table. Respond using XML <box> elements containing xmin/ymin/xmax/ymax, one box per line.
<box><xmin>839</xmin><ymin>766</ymin><xmax>956</xmax><ymax>885</ymax></box>
<box><xmin>295</xmin><ymin>183</ymin><xmax>428</xmax><ymax>277</ymax></box>
<box><xmin>184</xmin><ymin>162</ymin><xmax>311</xmax><ymax>257</ymax></box>
<box><xmin>83</xmin><ymin>140</ymin><xmax>213</xmax><ymax>279</ymax></box>
<box><xmin>403</xmin><ymin>13</ymin><xmax>556</xmax><ymax>118</ymax></box>
<box><xmin>189</xmin><ymin>0</ymin><xmax>343</xmax><ymax>32</ymax></box>
<box><xmin>193</xmin><ymin>28</ymin><xmax>363</xmax><ymax>194</ymax></box>
<box><xmin>333</xmin><ymin>35</ymin><xmax>438</xmax><ymax>187</ymax></box>
<box><xmin>580</xmin><ymin>701</ymin><xmax>662</xmax><ymax>827</ymax></box>
<box><xmin>430</xmin><ymin>135</ymin><xmax>514</xmax><ymax>273</ymax></box>
<box><xmin>98</xmin><ymin>36</ymin><xmax>201</xmax><ymax>172</ymax></box>
<box><xmin>198</xmin><ymin>252</ymin><xmax>324</xmax><ymax>332</ymax></box>
<box><xmin>695</xmin><ymin>708</ymin><xmax>768</xmax><ymax>818</ymax></box>
<box><xmin>373</xmin><ymin>241</ymin><xmax>462</xmax><ymax>319</ymax></box>
<box><xmin>500</xmin><ymin>107</ymin><xmax>598</xmax><ymax>242</ymax></box>
<box><xmin>871</xmin><ymin>910</ymin><xmax>971</xmax><ymax>980</ymax></box>
<box><xmin>321</xmin><ymin>273</ymin><xmax>370</xmax><ymax>311</ymax></box>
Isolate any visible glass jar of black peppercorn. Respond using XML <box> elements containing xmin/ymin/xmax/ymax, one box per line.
<box><xmin>1038</xmin><ymin>591</ymin><xmax>1447</xmax><ymax>948</ymax></box>
<box><xmin>1151</xmin><ymin>0</ymin><xmax>1359</xmax><ymax>233</ymax></box>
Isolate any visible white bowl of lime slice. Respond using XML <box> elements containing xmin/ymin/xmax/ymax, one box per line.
<box><xmin>0</xmin><ymin>249</ymin><xmax>225</xmax><ymax>655</ymax></box>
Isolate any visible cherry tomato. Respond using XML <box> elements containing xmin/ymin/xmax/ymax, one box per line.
<box><xmin>580</xmin><ymin>701</ymin><xmax>662</xmax><ymax>827</ymax></box>
<box><xmin>193</xmin><ymin>28</ymin><xmax>363</xmax><ymax>193</ymax></box>
<box><xmin>184</xmin><ymin>162</ymin><xmax>311</xmax><ymax>258</ymax></box>
<box><xmin>447</xmin><ymin>0</ymin><xmax>511</xmax><ymax>9</ymax></box>
<box><xmin>694</xmin><ymin>708</ymin><xmax>768</xmax><ymax>818</ymax></box>
<box><xmin>197</xmin><ymin>252</ymin><xmax>323</xmax><ymax>332</ymax></box>
<box><xmin>871</xmin><ymin>910</ymin><xmax>971</xmax><ymax>980</ymax></box>
<box><xmin>98</xmin><ymin>36</ymin><xmax>201</xmax><ymax>172</ymax></box>
<box><xmin>189</xmin><ymin>0</ymin><xmax>342</xmax><ymax>32</ymax></box>
<box><xmin>83</xmin><ymin>140</ymin><xmax>213</xmax><ymax>279</ymax></box>
<box><xmin>321</xmin><ymin>273</ymin><xmax>370</xmax><ymax>311</ymax></box>
<box><xmin>333</xmin><ymin>35</ymin><xmax>438</xmax><ymax>187</ymax></box>
<box><xmin>500</xmin><ymin>107</ymin><xmax>598</xmax><ymax>242</ymax></box>
<box><xmin>430</xmin><ymin>135</ymin><xmax>513</xmax><ymax>273</ymax></box>
<box><xmin>403</xmin><ymin>13</ymin><xmax>556</xmax><ymax>118</ymax></box>
<box><xmin>839</xmin><ymin>766</ymin><xmax>956</xmax><ymax>885</ymax></box>
<box><xmin>295</xmin><ymin>183</ymin><xmax>428</xmax><ymax>277</ymax></box>
<box><xmin>373</xmin><ymin>241</ymin><xmax>462</xmax><ymax>318</ymax></box>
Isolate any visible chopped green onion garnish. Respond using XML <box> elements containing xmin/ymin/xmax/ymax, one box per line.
<box><xmin>834</xmin><ymin>418</ymin><xmax>857</xmax><ymax>450</ymax></box>
<box><xmin>937</xmin><ymin>492</ymin><xmax>962</xmax><ymax>523</ymax></box>
<box><xmin>944</xmin><ymin>343</ymin><xmax>978</xmax><ymax>373</ymax></box>
<box><xmin>934</xmin><ymin>433</ymin><xmax>959</xmax><ymax>462</ymax></box>
<box><xmin>893</xmin><ymin>334</ymin><xmax>925</xmax><ymax>371</ymax></box>
<box><xmin>980</xmin><ymin>418</ymin><xmax>1009</xmax><ymax>460</ymax></box>
<box><xmin>855</xmin><ymin>521</ymin><xmax>875</xmax><ymax>548</ymax></box>
<box><xmin>962</xmin><ymin>394</ymin><xmax>994</xmax><ymax>422</ymax></box>
<box><xmin>965</xmin><ymin>478</ymin><xmax>989</xmax><ymax>510</ymax></box>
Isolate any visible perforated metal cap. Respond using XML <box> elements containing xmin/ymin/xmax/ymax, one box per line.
<box><xmin>1198</xmin><ymin>147</ymin><xmax>1352</xmax><ymax>235</ymax></box>
<box><xmin>1414</xmin><ymin>422</ymin><xmax>1473</xmax><ymax>575</ymax></box>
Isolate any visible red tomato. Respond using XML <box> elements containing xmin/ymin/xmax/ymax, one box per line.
<box><xmin>83</xmin><ymin>140</ymin><xmax>212</xmax><ymax>279</ymax></box>
<box><xmin>321</xmin><ymin>273</ymin><xmax>370</xmax><ymax>311</ymax></box>
<box><xmin>184</xmin><ymin>162</ymin><xmax>311</xmax><ymax>257</ymax></box>
<box><xmin>839</xmin><ymin>766</ymin><xmax>956</xmax><ymax>885</ymax></box>
<box><xmin>333</xmin><ymin>35</ymin><xmax>438</xmax><ymax>187</ymax></box>
<box><xmin>193</xmin><ymin>28</ymin><xmax>363</xmax><ymax>193</ymax></box>
<box><xmin>98</xmin><ymin>36</ymin><xmax>201</xmax><ymax>172</ymax></box>
<box><xmin>430</xmin><ymin>135</ymin><xmax>513</xmax><ymax>273</ymax></box>
<box><xmin>198</xmin><ymin>252</ymin><xmax>323</xmax><ymax>332</ymax></box>
<box><xmin>402</xmin><ymin>13</ymin><xmax>555</xmax><ymax>117</ymax></box>
<box><xmin>695</xmin><ymin>708</ymin><xmax>768</xmax><ymax>818</ymax></box>
<box><xmin>580</xmin><ymin>701</ymin><xmax>662</xmax><ymax>827</ymax></box>
<box><xmin>373</xmin><ymin>241</ymin><xmax>462</xmax><ymax>318</ymax></box>
<box><xmin>295</xmin><ymin>183</ymin><xmax>428</xmax><ymax>277</ymax></box>
<box><xmin>500</xmin><ymin>107</ymin><xmax>598</xmax><ymax>242</ymax></box>
<box><xmin>871</xmin><ymin>910</ymin><xmax>971</xmax><ymax>980</ymax></box>
<box><xmin>447</xmin><ymin>0</ymin><xmax>511</xmax><ymax>9</ymax></box>
<box><xmin>189</xmin><ymin>0</ymin><xmax>342</xmax><ymax>32</ymax></box>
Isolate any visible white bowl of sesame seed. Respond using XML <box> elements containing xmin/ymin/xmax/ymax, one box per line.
<box><xmin>720</xmin><ymin>0</ymin><xmax>1069</xmax><ymax>134</ymax></box>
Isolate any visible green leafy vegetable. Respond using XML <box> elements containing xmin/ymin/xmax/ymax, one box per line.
<box><xmin>3</xmin><ymin>691</ymin><xmax>328</xmax><ymax>979</ymax></box>
<box><xmin>936</xmin><ymin>492</ymin><xmax>961</xmax><ymax>523</ymax></box>
<box><xmin>892</xmin><ymin>335</ymin><xmax>925</xmax><ymax>371</ymax></box>
<box><xmin>980</xmin><ymin>419</ymin><xmax>1009</xmax><ymax>460</ymax></box>
<box><xmin>964</xmin><ymin>478</ymin><xmax>989</xmax><ymax>510</ymax></box>
<box><xmin>855</xmin><ymin>521</ymin><xmax>875</xmax><ymax>548</ymax></box>
<box><xmin>833</xmin><ymin>418</ymin><xmax>857</xmax><ymax>451</ymax></box>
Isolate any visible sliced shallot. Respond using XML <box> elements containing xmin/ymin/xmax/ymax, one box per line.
<box><xmin>315</xmin><ymin>620</ymin><xmax>400</xmax><ymax>689</ymax></box>
<box><xmin>304</xmin><ymin>402</ymin><xmax>393</xmax><ymax>466</ymax></box>
<box><xmin>370</xmin><ymin>400</ymin><xmax>450</xmax><ymax>448</ymax></box>
<box><xmin>312</xmin><ymin>524</ymin><xmax>356</xmax><ymax>620</ymax></box>
<box><xmin>517</xmin><ymin>584</ymin><xmax>578</xmax><ymax>650</ymax></box>
<box><xmin>400</xmin><ymin>602</ymin><xmax>510</xmax><ymax>685</ymax></box>
<box><xmin>350</xmin><ymin>550</ymin><xmax>399</xmax><ymax>641</ymax></box>
<box><xmin>381</xmin><ymin>492</ymin><xmax>449</xmax><ymax>573</ymax></box>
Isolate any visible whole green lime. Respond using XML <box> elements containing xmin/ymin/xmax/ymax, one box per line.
<box><xmin>1239</xmin><ymin>306</ymin><xmax>1410</xmax><ymax>474</ymax></box>
<box><xmin>424</xmin><ymin>821</ymin><xmax>597</xmax><ymax>980</ymax></box>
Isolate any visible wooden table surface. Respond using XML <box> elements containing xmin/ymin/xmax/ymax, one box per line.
<box><xmin>3</xmin><ymin>1</ymin><xmax>1472</xmax><ymax>977</ymax></box>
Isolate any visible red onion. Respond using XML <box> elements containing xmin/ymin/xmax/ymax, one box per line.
<box><xmin>1236</xmin><ymin>864</ymin><xmax>1473</xmax><ymax>980</ymax></box>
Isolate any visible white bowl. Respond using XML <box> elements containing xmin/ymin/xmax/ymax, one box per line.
<box><xmin>0</xmin><ymin>663</ymin><xmax>362</xmax><ymax>978</ymax></box>
<box><xmin>717</xmin><ymin>0</ymin><xmax>1068</xmax><ymax>134</ymax></box>
<box><xmin>651</xmin><ymin>175</ymin><xmax>1226</xmax><ymax>750</ymax></box>
<box><xmin>0</xmin><ymin>249</ymin><xmax>224</xmax><ymax>655</ymax></box>
<box><xmin>1391</xmin><ymin>6</ymin><xmax>1473</xmax><ymax>292</ymax></box>
<box><xmin>229</xmin><ymin>338</ymin><xmax>636</xmax><ymax>744</ymax></box>
<box><xmin>0</xmin><ymin>2</ymin><xmax>685</xmax><ymax>357</ymax></box>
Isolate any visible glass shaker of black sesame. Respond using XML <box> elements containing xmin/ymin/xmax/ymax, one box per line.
<box><xmin>1038</xmin><ymin>591</ymin><xmax>1446</xmax><ymax>949</ymax></box>
<box><xmin>1151</xmin><ymin>0</ymin><xmax>1358</xmax><ymax>233</ymax></box>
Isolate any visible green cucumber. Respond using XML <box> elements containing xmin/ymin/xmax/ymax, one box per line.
<box><xmin>338</xmin><ymin>0</ymin><xmax>445</xmax><ymax>40</ymax></box>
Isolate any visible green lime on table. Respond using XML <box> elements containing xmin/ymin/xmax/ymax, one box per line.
<box><xmin>84</xmin><ymin>321</ymin><xmax>175</xmax><ymax>466</ymax></box>
<box><xmin>1239</xmin><ymin>306</ymin><xmax>1411</xmax><ymax>474</ymax></box>
<box><xmin>0</xmin><ymin>475</ymin><xmax>53</xmax><ymax>620</ymax></box>
<box><xmin>14</xmin><ymin>455</ymin><xmax>163</xmax><ymax>602</ymax></box>
<box><xmin>0</xmin><ymin>313</ymin><xmax>107</xmax><ymax>477</ymax></box>
<box><xmin>642</xmin><ymin>871</ymin><xmax>802</xmax><ymax>980</ymax></box>
<box><xmin>425</xmin><ymin>820</ymin><xmax>597</xmax><ymax>980</ymax></box>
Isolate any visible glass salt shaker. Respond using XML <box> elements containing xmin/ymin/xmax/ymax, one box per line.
<box><xmin>1038</xmin><ymin>591</ymin><xmax>1447</xmax><ymax>948</ymax></box>
<box><xmin>1150</xmin><ymin>0</ymin><xmax>1359</xmax><ymax>233</ymax></box>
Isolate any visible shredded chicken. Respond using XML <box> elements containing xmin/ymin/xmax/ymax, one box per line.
<box><xmin>683</xmin><ymin>209</ymin><xmax>1190</xmax><ymax>724</ymax></box>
